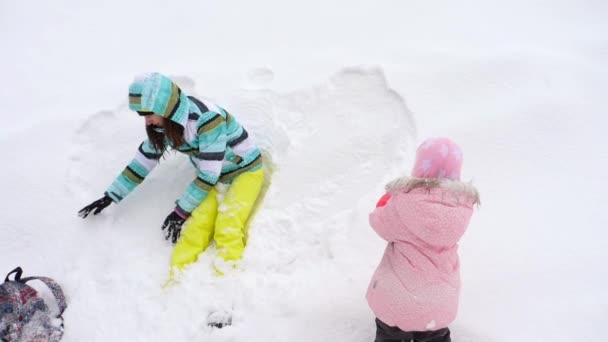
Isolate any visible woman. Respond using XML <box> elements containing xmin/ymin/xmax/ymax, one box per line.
<box><xmin>78</xmin><ymin>72</ymin><xmax>264</xmax><ymax>270</ymax></box>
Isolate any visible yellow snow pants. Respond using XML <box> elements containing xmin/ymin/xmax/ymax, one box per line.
<box><xmin>170</xmin><ymin>168</ymin><xmax>264</xmax><ymax>270</ymax></box>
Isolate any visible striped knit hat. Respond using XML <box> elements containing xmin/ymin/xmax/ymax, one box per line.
<box><xmin>128</xmin><ymin>73</ymin><xmax>190</xmax><ymax>126</ymax></box>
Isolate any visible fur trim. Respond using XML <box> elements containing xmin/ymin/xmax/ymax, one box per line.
<box><xmin>386</xmin><ymin>176</ymin><xmax>481</xmax><ymax>205</ymax></box>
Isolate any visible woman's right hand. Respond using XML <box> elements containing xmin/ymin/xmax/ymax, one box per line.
<box><xmin>78</xmin><ymin>195</ymin><xmax>113</xmax><ymax>218</ymax></box>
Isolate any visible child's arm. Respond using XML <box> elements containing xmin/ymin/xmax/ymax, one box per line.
<box><xmin>369</xmin><ymin>193</ymin><xmax>397</xmax><ymax>242</ymax></box>
<box><xmin>376</xmin><ymin>193</ymin><xmax>391</xmax><ymax>207</ymax></box>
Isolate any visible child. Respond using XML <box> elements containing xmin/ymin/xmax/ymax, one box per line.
<box><xmin>78</xmin><ymin>72</ymin><xmax>264</xmax><ymax>271</ymax></box>
<box><xmin>366</xmin><ymin>137</ymin><xmax>479</xmax><ymax>342</ymax></box>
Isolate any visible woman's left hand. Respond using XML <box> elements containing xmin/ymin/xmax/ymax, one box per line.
<box><xmin>161</xmin><ymin>211</ymin><xmax>186</xmax><ymax>243</ymax></box>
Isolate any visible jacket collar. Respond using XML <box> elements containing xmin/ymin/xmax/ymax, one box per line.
<box><xmin>386</xmin><ymin>176</ymin><xmax>480</xmax><ymax>205</ymax></box>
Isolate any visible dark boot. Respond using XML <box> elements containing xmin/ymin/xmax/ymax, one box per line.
<box><xmin>413</xmin><ymin>327</ymin><xmax>451</xmax><ymax>342</ymax></box>
<box><xmin>375</xmin><ymin>318</ymin><xmax>451</xmax><ymax>342</ymax></box>
<box><xmin>375</xmin><ymin>318</ymin><xmax>413</xmax><ymax>341</ymax></box>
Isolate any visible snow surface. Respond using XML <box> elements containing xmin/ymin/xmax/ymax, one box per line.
<box><xmin>1</xmin><ymin>0</ymin><xmax>607</xmax><ymax>341</ymax></box>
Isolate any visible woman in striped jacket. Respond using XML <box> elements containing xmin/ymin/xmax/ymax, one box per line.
<box><xmin>78</xmin><ymin>73</ymin><xmax>264</xmax><ymax>271</ymax></box>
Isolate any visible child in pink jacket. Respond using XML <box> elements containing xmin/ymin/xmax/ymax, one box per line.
<box><xmin>366</xmin><ymin>137</ymin><xmax>479</xmax><ymax>342</ymax></box>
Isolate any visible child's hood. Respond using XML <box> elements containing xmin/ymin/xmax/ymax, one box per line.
<box><xmin>128</xmin><ymin>72</ymin><xmax>192</xmax><ymax>127</ymax></box>
<box><xmin>371</xmin><ymin>176</ymin><xmax>479</xmax><ymax>248</ymax></box>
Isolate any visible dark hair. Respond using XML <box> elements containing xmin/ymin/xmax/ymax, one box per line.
<box><xmin>145</xmin><ymin>118</ymin><xmax>185</xmax><ymax>154</ymax></box>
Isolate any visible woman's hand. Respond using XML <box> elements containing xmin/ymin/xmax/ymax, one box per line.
<box><xmin>78</xmin><ymin>195</ymin><xmax>113</xmax><ymax>218</ymax></box>
<box><xmin>161</xmin><ymin>211</ymin><xmax>186</xmax><ymax>243</ymax></box>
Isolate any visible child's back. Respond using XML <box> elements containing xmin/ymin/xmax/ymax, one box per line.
<box><xmin>366</xmin><ymin>137</ymin><xmax>479</xmax><ymax>341</ymax></box>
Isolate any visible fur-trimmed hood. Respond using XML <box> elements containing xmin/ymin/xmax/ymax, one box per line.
<box><xmin>386</xmin><ymin>176</ymin><xmax>480</xmax><ymax>206</ymax></box>
<box><xmin>369</xmin><ymin>176</ymin><xmax>478</xmax><ymax>250</ymax></box>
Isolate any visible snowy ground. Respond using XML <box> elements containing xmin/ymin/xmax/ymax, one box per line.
<box><xmin>1</xmin><ymin>0</ymin><xmax>607</xmax><ymax>341</ymax></box>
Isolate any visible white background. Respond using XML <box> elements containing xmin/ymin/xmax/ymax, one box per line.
<box><xmin>1</xmin><ymin>0</ymin><xmax>607</xmax><ymax>341</ymax></box>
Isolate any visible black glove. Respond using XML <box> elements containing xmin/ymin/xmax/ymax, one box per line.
<box><xmin>161</xmin><ymin>211</ymin><xmax>186</xmax><ymax>243</ymax></box>
<box><xmin>78</xmin><ymin>195</ymin><xmax>113</xmax><ymax>218</ymax></box>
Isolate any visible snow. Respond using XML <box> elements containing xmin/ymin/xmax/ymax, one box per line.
<box><xmin>1</xmin><ymin>0</ymin><xmax>607</xmax><ymax>341</ymax></box>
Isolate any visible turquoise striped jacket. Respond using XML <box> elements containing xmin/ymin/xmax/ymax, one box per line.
<box><xmin>106</xmin><ymin>95</ymin><xmax>262</xmax><ymax>216</ymax></box>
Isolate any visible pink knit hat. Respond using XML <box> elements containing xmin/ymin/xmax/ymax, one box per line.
<box><xmin>411</xmin><ymin>137</ymin><xmax>463</xmax><ymax>181</ymax></box>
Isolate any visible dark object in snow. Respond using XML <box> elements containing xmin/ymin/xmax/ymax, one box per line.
<box><xmin>374</xmin><ymin>318</ymin><xmax>451</xmax><ymax>342</ymax></box>
<box><xmin>0</xmin><ymin>267</ymin><xmax>67</xmax><ymax>342</ymax></box>
<box><xmin>161</xmin><ymin>211</ymin><xmax>186</xmax><ymax>244</ymax></box>
<box><xmin>78</xmin><ymin>194</ymin><xmax>113</xmax><ymax>218</ymax></box>
<box><xmin>207</xmin><ymin>311</ymin><xmax>232</xmax><ymax>329</ymax></box>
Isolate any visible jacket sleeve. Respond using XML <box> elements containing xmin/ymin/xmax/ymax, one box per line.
<box><xmin>105</xmin><ymin>139</ymin><xmax>164</xmax><ymax>202</ymax></box>
<box><xmin>369</xmin><ymin>204</ymin><xmax>397</xmax><ymax>242</ymax></box>
<box><xmin>174</xmin><ymin>113</ymin><xmax>228</xmax><ymax>215</ymax></box>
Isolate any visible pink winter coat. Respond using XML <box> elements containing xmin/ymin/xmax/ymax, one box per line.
<box><xmin>366</xmin><ymin>177</ymin><xmax>479</xmax><ymax>331</ymax></box>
